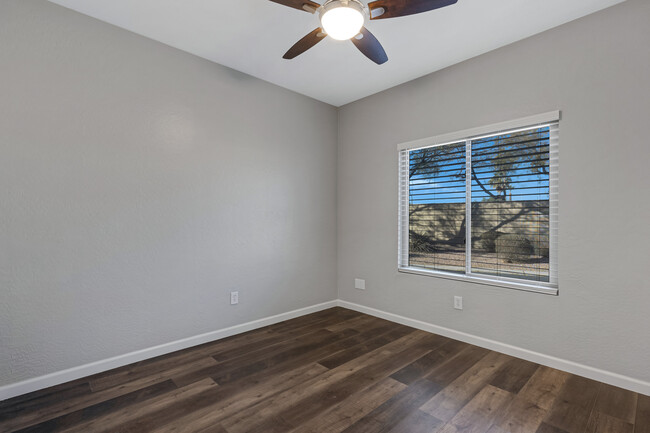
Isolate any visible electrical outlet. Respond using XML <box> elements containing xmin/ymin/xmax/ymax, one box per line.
<box><xmin>454</xmin><ymin>296</ymin><xmax>463</xmax><ymax>310</ymax></box>
<box><xmin>354</xmin><ymin>278</ymin><xmax>366</xmax><ymax>290</ymax></box>
<box><xmin>230</xmin><ymin>291</ymin><xmax>239</xmax><ymax>305</ymax></box>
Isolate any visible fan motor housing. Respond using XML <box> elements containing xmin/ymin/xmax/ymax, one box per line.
<box><xmin>319</xmin><ymin>0</ymin><xmax>366</xmax><ymax>22</ymax></box>
<box><xmin>319</xmin><ymin>0</ymin><xmax>366</xmax><ymax>40</ymax></box>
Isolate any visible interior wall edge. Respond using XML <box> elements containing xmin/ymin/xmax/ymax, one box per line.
<box><xmin>337</xmin><ymin>300</ymin><xmax>650</xmax><ymax>397</ymax></box>
<box><xmin>5</xmin><ymin>298</ymin><xmax>647</xmax><ymax>403</ymax></box>
<box><xmin>0</xmin><ymin>300</ymin><xmax>338</xmax><ymax>402</ymax></box>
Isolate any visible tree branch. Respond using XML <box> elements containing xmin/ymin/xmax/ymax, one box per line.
<box><xmin>471</xmin><ymin>165</ymin><xmax>501</xmax><ymax>200</ymax></box>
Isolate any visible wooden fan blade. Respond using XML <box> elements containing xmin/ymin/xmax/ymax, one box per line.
<box><xmin>283</xmin><ymin>28</ymin><xmax>327</xmax><ymax>59</ymax></box>
<box><xmin>351</xmin><ymin>27</ymin><xmax>388</xmax><ymax>65</ymax></box>
<box><xmin>269</xmin><ymin>0</ymin><xmax>320</xmax><ymax>13</ymax></box>
<box><xmin>368</xmin><ymin>0</ymin><xmax>457</xmax><ymax>20</ymax></box>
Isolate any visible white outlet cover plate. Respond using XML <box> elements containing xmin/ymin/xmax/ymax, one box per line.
<box><xmin>354</xmin><ymin>279</ymin><xmax>366</xmax><ymax>290</ymax></box>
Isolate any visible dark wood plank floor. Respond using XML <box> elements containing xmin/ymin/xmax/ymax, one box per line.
<box><xmin>0</xmin><ymin>307</ymin><xmax>647</xmax><ymax>433</ymax></box>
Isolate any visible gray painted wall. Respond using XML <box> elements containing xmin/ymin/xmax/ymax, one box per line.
<box><xmin>337</xmin><ymin>0</ymin><xmax>650</xmax><ymax>382</ymax></box>
<box><xmin>2</xmin><ymin>0</ymin><xmax>649</xmax><ymax>392</ymax></box>
<box><xmin>0</xmin><ymin>0</ymin><xmax>338</xmax><ymax>386</ymax></box>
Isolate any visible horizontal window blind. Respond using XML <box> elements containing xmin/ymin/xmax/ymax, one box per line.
<box><xmin>398</xmin><ymin>114</ymin><xmax>559</xmax><ymax>294</ymax></box>
<box><xmin>470</xmin><ymin>127</ymin><xmax>551</xmax><ymax>283</ymax></box>
<box><xmin>407</xmin><ymin>142</ymin><xmax>466</xmax><ymax>274</ymax></box>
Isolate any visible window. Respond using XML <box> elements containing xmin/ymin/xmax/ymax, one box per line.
<box><xmin>398</xmin><ymin>112</ymin><xmax>559</xmax><ymax>294</ymax></box>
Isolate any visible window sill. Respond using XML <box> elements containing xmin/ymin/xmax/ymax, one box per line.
<box><xmin>397</xmin><ymin>266</ymin><xmax>559</xmax><ymax>296</ymax></box>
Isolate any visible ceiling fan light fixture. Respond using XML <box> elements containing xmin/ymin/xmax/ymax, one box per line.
<box><xmin>320</xmin><ymin>0</ymin><xmax>365</xmax><ymax>41</ymax></box>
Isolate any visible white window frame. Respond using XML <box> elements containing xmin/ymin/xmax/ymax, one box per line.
<box><xmin>398</xmin><ymin>111</ymin><xmax>560</xmax><ymax>295</ymax></box>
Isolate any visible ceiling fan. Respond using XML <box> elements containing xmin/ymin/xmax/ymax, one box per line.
<box><xmin>269</xmin><ymin>0</ymin><xmax>458</xmax><ymax>65</ymax></box>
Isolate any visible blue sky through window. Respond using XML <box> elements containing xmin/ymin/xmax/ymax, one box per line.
<box><xmin>409</xmin><ymin>127</ymin><xmax>550</xmax><ymax>204</ymax></box>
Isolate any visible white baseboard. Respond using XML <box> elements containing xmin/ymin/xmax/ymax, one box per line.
<box><xmin>337</xmin><ymin>300</ymin><xmax>650</xmax><ymax>396</ymax></box>
<box><xmin>3</xmin><ymin>298</ymin><xmax>648</xmax><ymax>401</ymax></box>
<box><xmin>0</xmin><ymin>300</ymin><xmax>338</xmax><ymax>402</ymax></box>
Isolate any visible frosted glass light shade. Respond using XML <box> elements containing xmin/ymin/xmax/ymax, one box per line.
<box><xmin>321</xmin><ymin>4</ymin><xmax>364</xmax><ymax>40</ymax></box>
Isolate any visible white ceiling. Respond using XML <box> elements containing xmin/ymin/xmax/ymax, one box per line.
<box><xmin>49</xmin><ymin>0</ymin><xmax>625</xmax><ymax>106</ymax></box>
